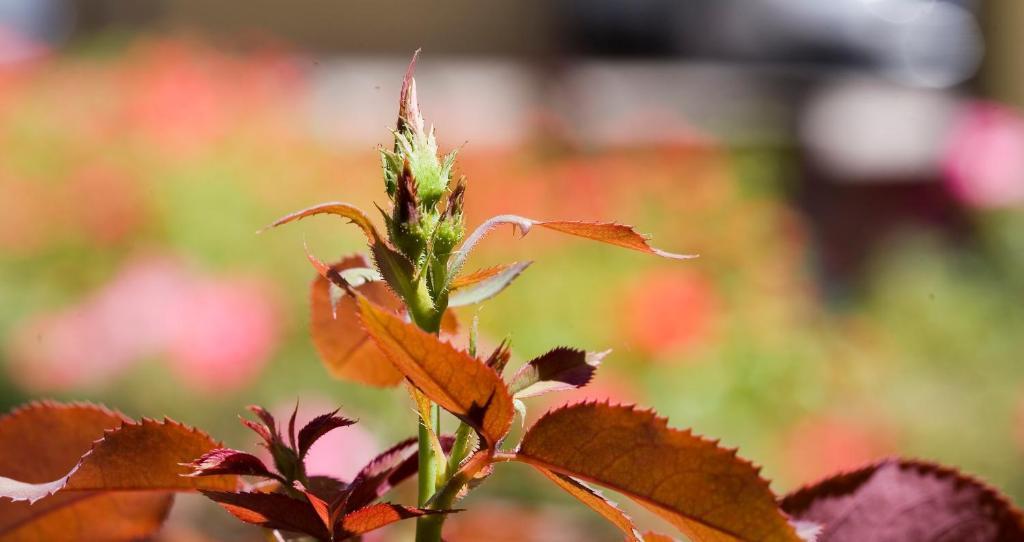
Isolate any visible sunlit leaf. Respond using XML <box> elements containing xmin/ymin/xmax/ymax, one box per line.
<box><xmin>310</xmin><ymin>255</ymin><xmax>406</xmax><ymax>387</ymax></box>
<box><xmin>357</xmin><ymin>295</ymin><xmax>514</xmax><ymax>447</ymax></box>
<box><xmin>0</xmin><ymin>401</ymin><xmax>235</xmax><ymax>542</ymax></box>
<box><xmin>449</xmin><ymin>214</ymin><xmax>695</xmax><ymax>282</ymax></box>
<box><xmin>780</xmin><ymin>458</ymin><xmax>1024</xmax><ymax>542</ymax></box>
<box><xmin>263</xmin><ymin>201</ymin><xmax>381</xmax><ymax>244</ymax></box>
<box><xmin>202</xmin><ymin>490</ymin><xmax>330</xmax><ymax>540</ymax></box>
<box><xmin>448</xmin><ymin>261</ymin><xmax>531</xmax><ymax>307</ymax></box>
<box><xmin>336</xmin><ymin>503</ymin><xmax>448</xmax><ymax>539</ymax></box>
<box><xmin>185</xmin><ymin>448</ymin><xmax>277</xmax><ymax>479</ymax></box>
<box><xmin>515</xmin><ymin>402</ymin><xmax>803</xmax><ymax>542</ymax></box>
<box><xmin>509</xmin><ymin>347</ymin><xmax>606</xmax><ymax>399</ymax></box>
<box><xmin>536</xmin><ymin>467</ymin><xmax>642</xmax><ymax>542</ymax></box>
<box><xmin>297</xmin><ymin>410</ymin><xmax>356</xmax><ymax>460</ymax></box>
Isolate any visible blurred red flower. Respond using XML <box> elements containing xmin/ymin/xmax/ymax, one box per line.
<box><xmin>781</xmin><ymin>415</ymin><xmax>896</xmax><ymax>487</ymax></box>
<box><xmin>620</xmin><ymin>268</ymin><xmax>719</xmax><ymax>359</ymax></box>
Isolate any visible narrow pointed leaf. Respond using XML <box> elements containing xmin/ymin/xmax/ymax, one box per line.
<box><xmin>516</xmin><ymin>402</ymin><xmax>802</xmax><ymax>542</ymax></box>
<box><xmin>356</xmin><ymin>295</ymin><xmax>514</xmax><ymax>448</ymax></box>
<box><xmin>263</xmin><ymin>201</ymin><xmax>381</xmax><ymax>244</ymax></box>
<box><xmin>447</xmin><ymin>261</ymin><xmax>532</xmax><ymax>307</ymax></box>
<box><xmin>346</xmin><ymin>435</ymin><xmax>455</xmax><ymax>513</ymax></box>
<box><xmin>780</xmin><ymin>458</ymin><xmax>1024</xmax><ymax>542</ymax></box>
<box><xmin>185</xmin><ymin>448</ymin><xmax>277</xmax><ymax>479</ymax></box>
<box><xmin>336</xmin><ymin>503</ymin><xmax>447</xmax><ymax>539</ymax></box>
<box><xmin>370</xmin><ymin>239</ymin><xmax>418</xmax><ymax>302</ymax></box>
<box><xmin>509</xmin><ymin>347</ymin><xmax>606</xmax><ymax>399</ymax></box>
<box><xmin>201</xmin><ymin>490</ymin><xmax>330</xmax><ymax>540</ymax></box>
<box><xmin>298</xmin><ymin>410</ymin><xmax>357</xmax><ymax>460</ymax></box>
<box><xmin>537</xmin><ymin>467</ymin><xmax>642</xmax><ymax>542</ymax></box>
<box><xmin>449</xmin><ymin>214</ymin><xmax>694</xmax><ymax>283</ymax></box>
<box><xmin>450</xmin><ymin>263</ymin><xmax>524</xmax><ymax>291</ymax></box>
<box><xmin>311</xmin><ymin>255</ymin><xmax>406</xmax><ymax>387</ymax></box>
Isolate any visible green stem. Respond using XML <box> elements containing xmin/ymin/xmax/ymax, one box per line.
<box><xmin>445</xmin><ymin>422</ymin><xmax>472</xmax><ymax>477</ymax></box>
<box><xmin>407</xmin><ymin>279</ymin><xmax>446</xmax><ymax>542</ymax></box>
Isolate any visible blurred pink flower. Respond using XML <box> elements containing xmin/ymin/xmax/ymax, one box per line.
<box><xmin>264</xmin><ymin>398</ymin><xmax>380</xmax><ymax>483</ymax></box>
<box><xmin>943</xmin><ymin>101</ymin><xmax>1024</xmax><ymax>209</ymax></box>
<box><xmin>781</xmin><ymin>415</ymin><xmax>895</xmax><ymax>487</ymax></box>
<box><xmin>620</xmin><ymin>268</ymin><xmax>719</xmax><ymax>359</ymax></box>
<box><xmin>5</xmin><ymin>254</ymin><xmax>282</xmax><ymax>394</ymax></box>
<box><xmin>166</xmin><ymin>279</ymin><xmax>280</xmax><ymax>394</ymax></box>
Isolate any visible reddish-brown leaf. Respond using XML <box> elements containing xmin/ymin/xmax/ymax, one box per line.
<box><xmin>346</xmin><ymin>435</ymin><xmax>455</xmax><ymax>513</ymax></box>
<box><xmin>447</xmin><ymin>261</ymin><xmax>532</xmax><ymax>307</ymax></box>
<box><xmin>450</xmin><ymin>263</ymin><xmax>523</xmax><ymax>290</ymax></box>
<box><xmin>357</xmin><ymin>295</ymin><xmax>514</xmax><ymax>448</ymax></box>
<box><xmin>780</xmin><ymin>458</ymin><xmax>1024</xmax><ymax>542</ymax></box>
<box><xmin>509</xmin><ymin>347</ymin><xmax>605</xmax><ymax>399</ymax></box>
<box><xmin>537</xmin><ymin>467</ymin><xmax>642</xmax><ymax>542</ymax></box>
<box><xmin>201</xmin><ymin>490</ymin><xmax>330</xmax><ymax>540</ymax></box>
<box><xmin>311</xmin><ymin>255</ymin><xmax>406</xmax><ymax>387</ymax></box>
<box><xmin>263</xmin><ymin>201</ymin><xmax>381</xmax><ymax>244</ymax></box>
<box><xmin>185</xmin><ymin>448</ymin><xmax>277</xmax><ymax>479</ymax></box>
<box><xmin>516</xmin><ymin>402</ymin><xmax>802</xmax><ymax>542</ymax></box>
<box><xmin>336</xmin><ymin>503</ymin><xmax>446</xmax><ymax>539</ymax></box>
<box><xmin>534</xmin><ymin>221</ymin><xmax>694</xmax><ymax>259</ymax></box>
<box><xmin>297</xmin><ymin>410</ymin><xmax>356</xmax><ymax>460</ymax></box>
<box><xmin>0</xmin><ymin>401</ymin><xmax>235</xmax><ymax>542</ymax></box>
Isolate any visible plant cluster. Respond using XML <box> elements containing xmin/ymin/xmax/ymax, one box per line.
<box><xmin>1</xmin><ymin>54</ymin><xmax>1023</xmax><ymax>542</ymax></box>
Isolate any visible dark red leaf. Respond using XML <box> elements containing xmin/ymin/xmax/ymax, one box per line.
<box><xmin>335</xmin><ymin>503</ymin><xmax>447</xmax><ymax>540</ymax></box>
<box><xmin>201</xmin><ymin>490</ymin><xmax>330</xmax><ymax>541</ymax></box>
<box><xmin>509</xmin><ymin>347</ymin><xmax>605</xmax><ymax>399</ymax></box>
<box><xmin>345</xmin><ymin>436</ymin><xmax>455</xmax><ymax>513</ymax></box>
<box><xmin>297</xmin><ymin>409</ymin><xmax>356</xmax><ymax>459</ymax></box>
<box><xmin>184</xmin><ymin>448</ymin><xmax>277</xmax><ymax>479</ymax></box>
<box><xmin>484</xmin><ymin>340</ymin><xmax>512</xmax><ymax>376</ymax></box>
<box><xmin>780</xmin><ymin>458</ymin><xmax>1024</xmax><ymax>542</ymax></box>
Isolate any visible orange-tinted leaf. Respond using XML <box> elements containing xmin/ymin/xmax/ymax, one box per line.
<box><xmin>357</xmin><ymin>295</ymin><xmax>514</xmax><ymax>447</ymax></box>
<box><xmin>535</xmin><ymin>221</ymin><xmax>695</xmax><ymax>260</ymax></box>
<box><xmin>449</xmin><ymin>214</ymin><xmax>694</xmax><ymax>281</ymax></box>
<box><xmin>450</xmin><ymin>263</ymin><xmax>523</xmax><ymax>290</ymax></box>
<box><xmin>336</xmin><ymin>503</ymin><xmax>446</xmax><ymax>539</ymax></box>
<box><xmin>202</xmin><ymin>490</ymin><xmax>330</xmax><ymax>540</ymax></box>
<box><xmin>643</xmin><ymin>533</ymin><xmax>679</xmax><ymax>542</ymax></box>
<box><xmin>448</xmin><ymin>261</ymin><xmax>532</xmax><ymax>308</ymax></box>
<box><xmin>537</xmin><ymin>467</ymin><xmax>642</xmax><ymax>542</ymax></box>
<box><xmin>0</xmin><ymin>402</ymin><xmax>235</xmax><ymax>542</ymax></box>
<box><xmin>781</xmin><ymin>458</ymin><xmax>1024</xmax><ymax>542</ymax></box>
<box><xmin>263</xmin><ymin>201</ymin><xmax>380</xmax><ymax>244</ymax></box>
<box><xmin>311</xmin><ymin>255</ymin><xmax>406</xmax><ymax>387</ymax></box>
<box><xmin>185</xmin><ymin>448</ymin><xmax>277</xmax><ymax>479</ymax></box>
<box><xmin>516</xmin><ymin>402</ymin><xmax>802</xmax><ymax>542</ymax></box>
<box><xmin>0</xmin><ymin>402</ymin><xmax>172</xmax><ymax>542</ymax></box>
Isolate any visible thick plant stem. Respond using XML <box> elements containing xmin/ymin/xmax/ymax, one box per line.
<box><xmin>407</xmin><ymin>285</ymin><xmax>446</xmax><ymax>542</ymax></box>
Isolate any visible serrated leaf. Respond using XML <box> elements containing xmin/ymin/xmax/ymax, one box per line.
<box><xmin>515</xmin><ymin>402</ymin><xmax>803</xmax><ymax>542</ymax></box>
<box><xmin>185</xmin><ymin>448</ymin><xmax>277</xmax><ymax>479</ymax></box>
<box><xmin>449</xmin><ymin>215</ymin><xmax>695</xmax><ymax>283</ymax></box>
<box><xmin>780</xmin><ymin>458</ymin><xmax>1024</xmax><ymax>542</ymax></box>
<box><xmin>448</xmin><ymin>261</ymin><xmax>531</xmax><ymax>307</ymax></box>
<box><xmin>356</xmin><ymin>295</ymin><xmax>514</xmax><ymax>448</ymax></box>
<box><xmin>346</xmin><ymin>435</ymin><xmax>454</xmax><ymax>513</ymax></box>
<box><xmin>297</xmin><ymin>410</ymin><xmax>357</xmax><ymax>460</ymax></box>
<box><xmin>336</xmin><ymin>503</ymin><xmax>447</xmax><ymax>539</ymax></box>
<box><xmin>370</xmin><ymin>239</ymin><xmax>418</xmax><ymax>303</ymax></box>
<box><xmin>509</xmin><ymin>347</ymin><xmax>605</xmax><ymax>399</ymax></box>
<box><xmin>0</xmin><ymin>401</ymin><xmax>235</xmax><ymax>542</ymax></box>
<box><xmin>263</xmin><ymin>201</ymin><xmax>381</xmax><ymax>244</ymax></box>
<box><xmin>537</xmin><ymin>467</ymin><xmax>642</xmax><ymax>542</ymax></box>
<box><xmin>311</xmin><ymin>255</ymin><xmax>406</xmax><ymax>387</ymax></box>
<box><xmin>202</xmin><ymin>490</ymin><xmax>331</xmax><ymax>540</ymax></box>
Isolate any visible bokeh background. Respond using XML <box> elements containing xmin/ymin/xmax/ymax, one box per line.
<box><xmin>2</xmin><ymin>1</ymin><xmax>1024</xmax><ymax>540</ymax></box>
